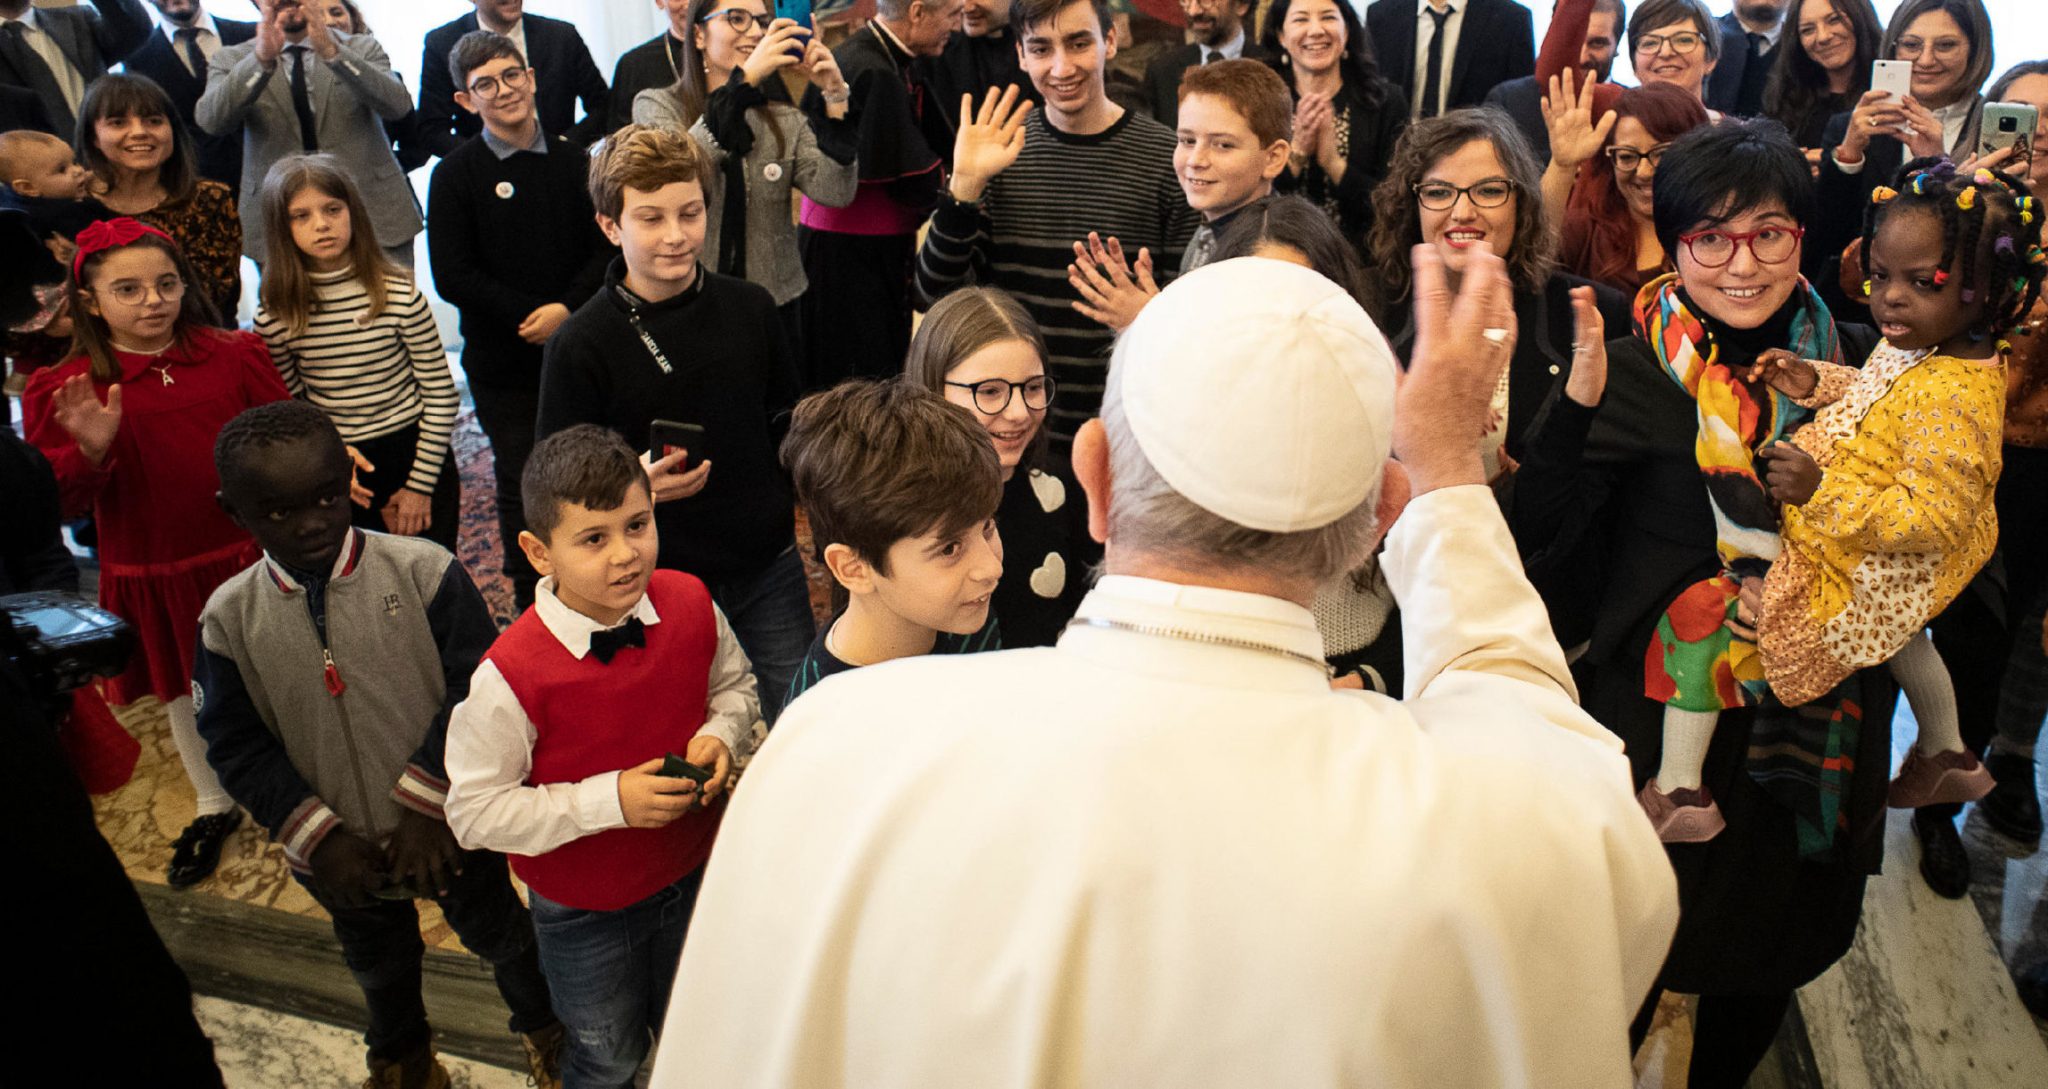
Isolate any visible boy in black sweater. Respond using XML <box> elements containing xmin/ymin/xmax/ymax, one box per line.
<box><xmin>537</xmin><ymin>123</ymin><xmax>812</xmax><ymax>723</ymax></box>
<box><xmin>428</xmin><ymin>30</ymin><xmax>612</xmax><ymax>614</ymax></box>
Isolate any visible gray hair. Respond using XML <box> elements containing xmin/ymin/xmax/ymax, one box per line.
<box><xmin>1097</xmin><ymin>363</ymin><xmax>1382</xmax><ymax>584</ymax></box>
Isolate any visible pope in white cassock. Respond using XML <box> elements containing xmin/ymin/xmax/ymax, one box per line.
<box><xmin>650</xmin><ymin>248</ymin><xmax>1679</xmax><ymax>1086</ymax></box>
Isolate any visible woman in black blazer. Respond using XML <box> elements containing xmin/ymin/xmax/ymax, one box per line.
<box><xmin>1261</xmin><ymin>0</ymin><xmax>1405</xmax><ymax>245</ymax></box>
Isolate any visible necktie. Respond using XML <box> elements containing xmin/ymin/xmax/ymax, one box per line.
<box><xmin>288</xmin><ymin>45</ymin><xmax>319</xmax><ymax>152</ymax></box>
<box><xmin>1420</xmin><ymin>6</ymin><xmax>1452</xmax><ymax>120</ymax></box>
<box><xmin>1205</xmin><ymin>48</ymin><xmax>1223</xmax><ymax>65</ymax></box>
<box><xmin>1185</xmin><ymin>223</ymin><xmax>1216</xmax><ymax>274</ymax></box>
<box><xmin>1</xmin><ymin>22</ymin><xmax>75</xmax><ymax>131</ymax></box>
<box><xmin>588</xmin><ymin>616</ymin><xmax>648</xmax><ymax>664</ymax></box>
<box><xmin>177</xmin><ymin>27</ymin><xmax>206</xmax><ymax>78</ymax></box>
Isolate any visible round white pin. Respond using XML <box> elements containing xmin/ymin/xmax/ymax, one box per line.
<box><xmin>762</xmin><ymin>162</ymin><xmax>783</xmax><ymax>182</ymax></box>
<box><xmin>495</xmin><ymin>181</ymin><xmax>515</xmax><ymax>199</ymax></box>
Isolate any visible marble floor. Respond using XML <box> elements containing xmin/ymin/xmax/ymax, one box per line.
<box><xmin>196</xmin><ymin>996</ymin><xmax>529</xmax><ymax>1088</ymax></box>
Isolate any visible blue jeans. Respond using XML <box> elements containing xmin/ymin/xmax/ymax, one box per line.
<box><xmin>298</xmin><ymin>848</ymin><xmax>555</xmax><ymax>1063</ymax></box>
<box><xmin>706</xmin><ymin>545</ymin><xmax>815</xmax><ymax>725</ymax></box>
<box><xmin>528</xmin><ymin>868</ymin><xmax>703</xmax><ymax>1089</ymax></box>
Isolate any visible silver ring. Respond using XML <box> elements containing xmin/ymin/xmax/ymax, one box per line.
<box><xmin>1482</xmin><ymin>327</ymin><xmax>1511</xmax><ymax>345</ymax></box>
<box><xmin>1571</xmin><ymin>342</ymin><xmax>1588</xmax><ymax>354</ymax></box>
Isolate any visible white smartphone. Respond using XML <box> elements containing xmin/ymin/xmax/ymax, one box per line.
<box><xmin>1870</xmin><ymin>60</ymin><xmax>1914</xmax><ymax>137</ymax></box>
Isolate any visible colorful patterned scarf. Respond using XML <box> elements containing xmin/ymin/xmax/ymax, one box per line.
<box><xmin>1638</xmin><ymin>274</ymin><xmax>1864</xmax><ymax>859</ymax></box>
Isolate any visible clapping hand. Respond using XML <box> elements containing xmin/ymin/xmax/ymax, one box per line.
<box><xmin>1068</xmin><ymin>232</ymin><xmax>1158</xmax><ymax>332</ymax></box>
<box><xmin>1541</xmin><ymin>69</ymin><xmax>1616</xmax><ymax>171</ymax></box>
<box><xmin>50</xmin><ymin>374</ymin><xmax>122</xmax><ymax>466</ymax></box>
<box><xmin>1562</xmin><ymin>285</ymin><xmax>1608</xmax><ymax>408</ymax></box>
<box><xmin>950</xmin><ymin>85</ymin><xmax>1032</xmax><ymax>203</ymax></box>
<box><xmin>253</xmin><ymin>0</ymin><xmax>288</xmax><ymax>66</ymax></box>
<box><xmin>301</xmin><ymin>0</ymin><xmax>340</xmax><ymax>60</ymax></box>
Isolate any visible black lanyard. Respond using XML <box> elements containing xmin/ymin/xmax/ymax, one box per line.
<box><xmin>613</xmin><ymin>284</ymin><xmax>676</xmax><ymax>375</ymax></box>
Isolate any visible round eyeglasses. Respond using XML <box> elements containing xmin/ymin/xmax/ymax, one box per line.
<box><xmin>1604</xmin><ymin>144</ymin><xmax>1672</xmax><ymax>173</ymax></box>
<box><xmin>1677</xmin><ymin>225</ymin><xmax>1805</xmax><ymax>268</ymax></box>
<box><xmin>699</xmin><ymin>7</ymin><xmax>773</xmax><ymax>32</ymax></box>
<box><xmin>465</xmin><ymin>66</ymin><xmax>532</xmax><ymax>99</ymax></box>
<box><xmin>1412</xmin><ymin>178</ymin><xmax>1516</xmax><ymax>210</ymax></box>
<box><xmin>946</xmin><ymin>375</ymin><xmax>1055</xmax><ymax>415</ymax></box>
<box><xmin>96</xmin><ymin>275</ymin><xmax>186</xmax><ymax>306</ymax></box>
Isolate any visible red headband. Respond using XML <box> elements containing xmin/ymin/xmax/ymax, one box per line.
<box><xmin>72</xmin><ymin>217</ymin><xmax>177</xmax><ymax>281</ymax></box>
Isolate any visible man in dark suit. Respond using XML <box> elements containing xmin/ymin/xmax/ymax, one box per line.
<box><xmin>1705</xmin><ymin>0</ymin><xmax>1788</xmax><ymax>116</ymax></box>
<box><xmin>1366</xmin><ymin>0</ymin><xmax>1534</xmax><ymax>120</ymax></box>
<box><xmin>1481</xmin><ymin>0</ymin><xmax>1622</xmax><ymax>165</ymax></box>
<box><xmin>0</xmin><ymin>0</ymin><xmax>152</xmax><ymax>138</ymax></box>
<box><xmin>418</xmin><ymin>0</ymin><xmax>607</xmax><ymax>157</ymax></box>
<box><xmin>607</xmin><ymin>0</ymin><xmax>688</xmax><ymax>132</ymax></box>
<box><xmin>122</xmin><ymin>0</ymin><xmax>254</xmax><ymax>185</ymax></box>
<box><xmin>0</xmin><ymin>80</ymin><xmax>53</xmax><ymax>132</ymax></box>
<box><xmin>1138</xmin><ymin>0</ymin><xmax>1264</xmax><ymax>130</ymax></box>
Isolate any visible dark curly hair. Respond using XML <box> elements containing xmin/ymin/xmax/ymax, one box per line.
<box><xmin>213</xmin><ymin>400</ymin><xmax>346</xmax><ymax>490</ymax></box>
<box><xmin>1259</xmin><ymin>0</ymin><xmax>1387</xmax><ymax>112</ymax></box>
<box><xmin>1364</xmin><ymin>108</ymin><xmax>1554</xmax><ymax>321</ymax></box>
<box><xmin>1863</xmin><ymin>157</ymin><xmax>2047</xmax><ymax>343</ymax></box>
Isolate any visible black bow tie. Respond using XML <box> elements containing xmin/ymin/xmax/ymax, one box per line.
<box><xmin>588</xmin><ymin>616</ymin><xmax>647</xmax><ymax>664</ymax></box>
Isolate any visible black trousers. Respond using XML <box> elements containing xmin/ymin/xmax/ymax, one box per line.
<box><xmin>796</xmin><ymin>227</ymin><xmax>914</xmax><ymax>391</ymax></box>
<box><xmin>1630</xmin><ymin>986</ymin><xmax>1793</xmax><ymax>1089</ymax></box>
<box><xmin>466</xmin><ymin>375</ymin><xmax>541</xmax><ymax>611</ymax></box>
<box><xmin>347</xmin><ymin>422</ymin><xmax>460</xmax><ymax>553</ymax></box>
<box><xmin>299</xmin><ymin>847</ymin><xmax>555</xmax><ymax>1062</ymax></box>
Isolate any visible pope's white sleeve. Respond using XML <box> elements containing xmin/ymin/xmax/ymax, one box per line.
<box><xmin>443</xmin><ymin>661</ymin><xmax>629</xmax><ymax>854</ymax></box>
<box><xmin>1380</xmin><ymin>484</ymin><xmax>1589</xmax><ymax>717</ymax></box>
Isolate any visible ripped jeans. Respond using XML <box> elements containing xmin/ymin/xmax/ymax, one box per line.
<box><xmin>527</xmin><ymin>868</ymin><xmax>705</xmax><ymax>1088</ymax></box>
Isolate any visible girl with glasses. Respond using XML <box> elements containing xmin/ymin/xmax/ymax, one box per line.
<box><xmin>1543</xmin><ymin>79</ymin><xmax>1711</xmax><ymax>294</ymax></box>
<box><xmin>904</xmin><ymin>286</ymin><xmax>1099</xmax><ymax>648</ymax></box>
<box><xmin>21</xmin><ymin>218</ymin><xmax>292</xmax><ymax>891</ymax></box>
<box><xmin>633</xmin><ymin>0</ymin><xmax>857</xmax><ymax>364</ymax></box>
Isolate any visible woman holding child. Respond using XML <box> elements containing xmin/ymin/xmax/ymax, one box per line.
<box><xmin>1510</xmin><ymin>119</ymin><xmax>1892</xmax><ymax>1089</ymax></box>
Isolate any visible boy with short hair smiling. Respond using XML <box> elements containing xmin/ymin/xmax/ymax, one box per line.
<box><xmin>444</xmin><ymin>422</ymin><xmax>762</xmax><ymax>1089</ymax></box>
<box><xmin>429</xmin><ymin>29</ymin><xmax>611</xmax><ymax>612</ymax></box>
<box><xmin>538</xmin><ymin>123</ymin><xmax>813</xmax><ymax>721</ymax></box>
<box><xmin>1069</xmin><ymin>57</ymin><xmax>1292</xmax><ymax>328</ymax></box>
<box><xmin>192</xmin><ymin>400</ymin><xmax>563</xmax><ymax>1089</ymax></box>
<box><xmin>780</xmin><ymin>379</ymin><xmax>1005</xmax><ymax>702</ymax></box>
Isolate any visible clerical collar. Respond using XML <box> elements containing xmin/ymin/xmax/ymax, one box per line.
<box><xmin>871</xmin><ymin>18</ymin><xmax>914</xmax><ymax>63</ymax></box>
<box><xmin>482</xmin><ymin>123</ymin><xmax>549</xmax><ymax>159</ymax></box>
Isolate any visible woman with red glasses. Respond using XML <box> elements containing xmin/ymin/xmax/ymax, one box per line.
<box><xmin>1510</xmin><ymin>119</ymin><xmax>1891</xmax><ymax>1089</ymax></box>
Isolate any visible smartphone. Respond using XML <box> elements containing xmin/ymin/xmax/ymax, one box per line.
<box><xmin>775</xmin><ymin>0</ymin><xmax>812</xmax><ymax>57</ymax></box>
<box><xmin>649</xmin><ymin>419</ymin><xmax>706</xmax><ymax>471</ymax></box>
<box><xmin>657</xmin><ymin>753</ymin><xmax>714</xmax><ymax>784</ymax></box>
<box><xmin>1870</xmin><ymin>59</ymin><xmax>1913</xmax><ymax>101</ymax></box>
<box><xmin>1980</xmin><ymin>102</ymin><xmax>2040</xmax><ymax>162</ymax></box>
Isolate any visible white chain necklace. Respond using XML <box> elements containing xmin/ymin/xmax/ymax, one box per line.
<box><xmin>1065</xmin><ymin>616</ymin><xmax>1335</xmax><ymax>677</ymax></box>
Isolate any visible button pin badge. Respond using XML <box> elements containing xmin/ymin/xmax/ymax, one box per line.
<box><xmin>496</xmin><ymin>181</ymin><xmax>516</xmax><ymax>199</ymax></box>
<box><xmin>763</xmin><ymin>162</ymin><xmax>783</xmax><ymax>182</ymax></box>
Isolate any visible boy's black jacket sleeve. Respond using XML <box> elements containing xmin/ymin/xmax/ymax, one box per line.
<box><xmin>192</xmin><ymin>638</ymin><xmax>323</xmax><ymax>844</ymax></box>
<box><xmin>393</xmin><ymin>559</ymin><xmax>498</xmax><ymax>815</ymax></box>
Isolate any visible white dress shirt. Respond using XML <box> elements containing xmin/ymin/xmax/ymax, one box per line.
<box><xmin>1206</xmin><ymin>25</ymin><xmax>1246</xmax><ymax>62</ymax></box>
<box><xmin>160</xmin><ymin>11</ymin><xmax>225</xmax><ymax>75</ymax></box>
<box><xmin>650</xmin><ymin>484</ymin><xmax>1678</xmax><ymax>1088</ymax></box>
<box><xmin>2</xmin><ymin>9</ymin><xmax>86</xmax><ymax>116</ymax></box>
<box><xmin>443</xmin><ymin>577</ymin><xmax>762</xmax><ymax>857</ymax></box>
<box><xmin>1412</xmin><ymin>0</ymin><xmax>1464</xmax><ymax>118</ymax></box>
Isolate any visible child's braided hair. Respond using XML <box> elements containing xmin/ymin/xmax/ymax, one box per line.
<box><xmin>1862</xmin><ymin>156</ymin><xmax>2048</xmax><ymax>345</ymax></box>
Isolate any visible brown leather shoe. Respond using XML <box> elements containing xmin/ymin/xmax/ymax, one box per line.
<box><xmin>362</xmin><ymin>1046</ymin><xmax>451</xmax><ymax>1089</ymax></box>
<box><xmin>522</xmin><ymin>1022</ymin><xmax>565</xmax><ymax>1089</ymax></box>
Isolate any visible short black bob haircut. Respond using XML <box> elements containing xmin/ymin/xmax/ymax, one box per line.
<box><xmin>1652</xmin><ymin>118</ymin><xmax>1816</xmax><ymax>259</ymax></box>
<box><xmin>214</xmin><ymin>400</ymin><xmax>347</xmax><ymax>491</ymax></box>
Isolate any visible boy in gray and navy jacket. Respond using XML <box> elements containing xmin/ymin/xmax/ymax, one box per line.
<box><xmin>192</xmin><ymin>401</ymin><xmax>562</xmax><ymax>1089</ymax></box>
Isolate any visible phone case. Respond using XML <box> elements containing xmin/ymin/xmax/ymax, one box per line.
<box><xmin>659</xmin><ymin>753</ymin><xmax>714</xmax><ymax>783</ymax></box>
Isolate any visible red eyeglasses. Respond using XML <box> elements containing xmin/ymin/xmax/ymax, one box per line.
<box><xmin>1676</xmin><ymin>225</ymin><xmax>1806</xmax><ymax>268</ymax></box>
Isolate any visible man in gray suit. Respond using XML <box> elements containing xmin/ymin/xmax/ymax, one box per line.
<box><xmin>0</xmin><ymin>0</ymin><xmax>152</xmax><ymax>139</ymax></box>
<box><xmin>195</xmin><ymin>0</ymin><xmax>419</xmax><ymax>265</ymax></box>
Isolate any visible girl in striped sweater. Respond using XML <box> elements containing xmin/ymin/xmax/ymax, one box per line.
<box><xmin>255</xmin><ymin>155</ymin><xmax>461</xmax><ymax>549</ymax></box>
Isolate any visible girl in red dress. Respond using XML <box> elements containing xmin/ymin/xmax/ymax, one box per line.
<box><xmin>23</xmin><ymin>219</ymin><xmax>290</xmax><ymax>888</ymax></box>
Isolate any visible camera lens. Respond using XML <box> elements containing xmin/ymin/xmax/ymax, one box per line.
<box><xmin>2002</xmin><ymin>116</ymin><xmax>2020</xmax><ymax>132</ymax></box>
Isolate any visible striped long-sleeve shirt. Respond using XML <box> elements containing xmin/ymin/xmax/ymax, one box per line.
<box><xmin>256</xmin><ymin>267</ymin><xmax>459</xmax><ymax>495</ymax></box>
<box><xmin>914</xmin><ymin>109</ymin><xmax>1199</xmax><ymax>443</ymax></box>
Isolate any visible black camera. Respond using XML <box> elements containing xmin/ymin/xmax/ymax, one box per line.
<box><xmin>2001</xmin><ymin>114</ymin><xmax>2022</xmax><ymax>133</ymax></box>
<box><xmin>0</xmin><ymin>592</ymin><xmax>135</xmax><ymax>700</ymax></box>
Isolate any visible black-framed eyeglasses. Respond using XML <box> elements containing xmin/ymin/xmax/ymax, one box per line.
<box><xmin>1604</xmin><ymin>143</ymin><xmax>1672</xmax><ymax>173</ymax></box>
<box><xmin>94</xmin><ymin>275</ymin><xmax>186</xmax><ymax>306</ymax></box>
<box><xmin>1634</xmin><ymin>31</ymin><xmax>1704</xmax><ymax>56</ymax></box>
<box><xmin>1412</xmin><ymin>177</ymin><xmax>1516</xmax><ymax>210</ymax></box>
<box><xmin>946</xmin><ymin>375</ymin><xmax>1055</xmax><ymax>415</ymax></box>
<box><xmin>465</xmin><ymin>66</ymin><xmax>532</xmax><ymax>98</ymax></box>
<box><xmin>1677</xmin><ymin>225</ymin><xmax>1805</xmax><ymax>268</ymax></box>
<box><xmin>699</xmin><ymin>7</ymin><xmax>772</xmax><ymax>32</ymax></box>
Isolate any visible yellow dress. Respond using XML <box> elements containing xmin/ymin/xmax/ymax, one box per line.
<box><xmin>1759</xmin><ymin>343</ymin><xmax>2004</xmax><ymax>706</ymax></box>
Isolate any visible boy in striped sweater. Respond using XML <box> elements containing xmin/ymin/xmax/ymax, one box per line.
<box><xmin>914</xmin><ymin>0</ymin><xmax>1199</xmax><ymax>449</ymax></box>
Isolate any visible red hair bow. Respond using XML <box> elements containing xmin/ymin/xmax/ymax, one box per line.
<box><xmin>72</xmin><ymin>217</ymin><xmax>176</xmax><ymax>280</ymax></box>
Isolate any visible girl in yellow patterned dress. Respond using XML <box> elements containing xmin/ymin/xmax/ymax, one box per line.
<box><xmin>1750</xmin><ymin>160</ymin><xmax>2046</xmax><ymax>816</ymax></box>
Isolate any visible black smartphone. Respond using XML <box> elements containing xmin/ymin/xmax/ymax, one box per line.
<box><xmin>657</xmin><ymin>752</ymin><xmax>714</xmax><ymax>784</ymax></box>
<box><xmin>649</xmin><ymin>419</ymin><xmax>706</xmax><ymax>471</ymax></box>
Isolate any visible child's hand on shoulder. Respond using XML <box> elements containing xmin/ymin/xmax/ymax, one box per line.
<box><xmin>1748</xmin><ymin>349</ymin><xmax>1818</xmax><ymax>399</ymax></box>
<box><xmin>310</xmin><ymin>829</ymin><xmax>388</xmax><ymax>908</ymax></box>
<box><xmin>618</xmin><ymin>757</ymin><xmax>700</xmax><ymax>827</ymax></box>
<box><xmin>386</xmin><ymin>809</ymin><xmax>463</xmax><ymax>898</ymax></box>
<box><xmin>685</xmin><ymin>735</ymin><xmax>734</xmax><ymax>809</ymax></box>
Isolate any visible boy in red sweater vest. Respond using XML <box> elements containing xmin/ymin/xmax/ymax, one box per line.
<box><xmin>444</xmin><ymin>424</ymin><xmax>764</xmax><ymax>1088</ymax></box>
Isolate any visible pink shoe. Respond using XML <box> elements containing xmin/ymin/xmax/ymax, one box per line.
<box><xmin>1888</xmin><ymin>747</ymin><xmax>1996</xmax><ymax>809</ymax></box>
<box><xmin>1638</xmin><ymin>779</ymin><xmax>1727</xmax><ymax>843</ymax></box>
